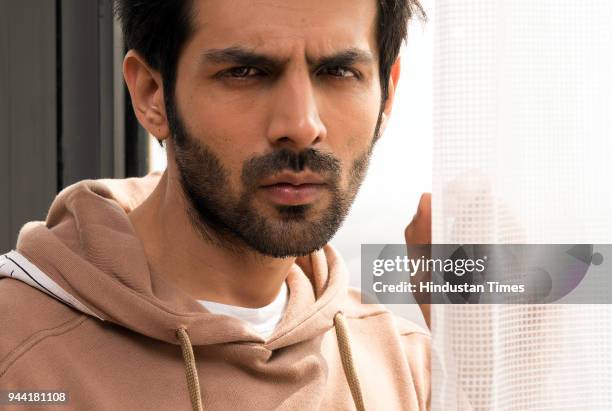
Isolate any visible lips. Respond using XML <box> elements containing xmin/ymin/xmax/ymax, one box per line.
<box><xmin>259</xmin><ymin>171</ymin><xmax>327</xmax><ymax>187</ymax></box>
<box><xmin>259</xmin><ymin>172</ymin><xmax>327</xmax><ymax>206</ymax></box>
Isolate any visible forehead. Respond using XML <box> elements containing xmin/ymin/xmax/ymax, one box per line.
<box><xmin>189</xmin><ymin>0</ymin><xmax>379</xmax><ymax>57</ymax></box>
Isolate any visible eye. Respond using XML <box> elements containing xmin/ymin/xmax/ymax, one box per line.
<box><xmin>319</xmin><ymin>66</ymin><xmax>358</xmax><ymax>78</ymax></box>
<box><xmin>221</xmin><ymin>66</ymin><xmax>264</xmax><ymax>79</ymax></box>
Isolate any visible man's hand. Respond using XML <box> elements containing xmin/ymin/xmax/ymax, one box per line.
<box><xmin>404</xmin><ymin>193</ymin><xmax>432</xmax><ymax>328</ymax></box>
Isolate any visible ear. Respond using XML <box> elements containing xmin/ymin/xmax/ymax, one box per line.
<box><xmin>123</xmin><ymin>50</ymin><xmax>170</xmax><ymax>141</ymax></box>
<box><xmin>377</xmin><ymin>57</ymin><xmax>402</xmax><ymax>136</ymax></box>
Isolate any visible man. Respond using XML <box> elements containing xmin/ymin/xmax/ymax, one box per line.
<box><xmin>0</xmin><ymin>0</ymin><xmax>430</xmax><ymax>409</ymax></box>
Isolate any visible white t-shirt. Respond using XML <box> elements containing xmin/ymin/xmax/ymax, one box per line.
<box><xmin>198</xmin><ymin>282</ymin><xmax>289</xmax><ymax>340</ymax></box>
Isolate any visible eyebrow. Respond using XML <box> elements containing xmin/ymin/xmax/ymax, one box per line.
<box><xmin>202</xmin><ymin>46</ymin><xmax>285</xmax><ymax>69</ymax></box>
<box><xmin>201</xmin><ymin>46</ymin><xmax>375</xmax><ymax>70</ymax></box>
<box><xmin>310</xmin><ymin>48</ymin><xmax>375</xmax><ymax>69</ymax></box>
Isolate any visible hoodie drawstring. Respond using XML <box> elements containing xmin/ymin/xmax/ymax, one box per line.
<box><xmin>176</xmin><ymin>315</ymin><xmax>365</xmax><ymax>411</ymax></box>
<box><xmin>334</xmin><ymin>312</ymin><xmax>366</xmax><ymax>411</ymax></box>
<box><xmin>177</xmin><ymin>328</ymin><xmax>204</xmax><ymax>411</ymax></box>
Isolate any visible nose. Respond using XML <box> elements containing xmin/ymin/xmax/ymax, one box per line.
<box><xmin>265</xmin><ymin>68</ymin><xmax>327</xmax><ymax>150</ymax></box>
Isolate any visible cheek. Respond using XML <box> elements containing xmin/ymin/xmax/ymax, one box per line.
<box><xmin>176</xmin><ymin>94</ymin><xmax>267</xmax><ymax>187</ymax></box>
<box><xmin>321</xmin><ymin>97</ymin><xmax>380</xmax><ymax>187</ymax></box>
<box><xmin>319</xmin><ymin>80</ymin><xmax>381</xmax><ymax>142</ymax></box>
<box><xmin>180</xmin><ymin>93</ymin><xmax>251</xmax><ymax>146</ymax></box>
<box><xmin>176</xmin><ymin>68</ymin><xmax>269</xmax><ymax>151</ymax></box>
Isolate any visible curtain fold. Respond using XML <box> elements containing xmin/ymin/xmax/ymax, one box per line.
<box><xmin>433</xmin><ymin>1</ymin><xmax>612</xmax><ymax>409</ymax></box>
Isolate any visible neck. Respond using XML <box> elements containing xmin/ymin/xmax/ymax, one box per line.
<box><xmin>128</xmin><ymin>170</ymin><xmax>294</xmax><ymax>308</ymax></box>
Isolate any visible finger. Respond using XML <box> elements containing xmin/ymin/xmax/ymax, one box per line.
<box><xmin>405</xmin><ymin>193</ymin><xmax>432</xmax><ymax>244</ymax></box>
<box><xmin>416</xmin><ymin>192</ymin><xmax>431</xmax><ymax>219</ymax></box>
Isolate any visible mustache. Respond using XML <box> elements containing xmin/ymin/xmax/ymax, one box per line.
<box><xmin>241</xmin><ymin>148</ymin><xmax>341</xmax><ymax>186</ymax></box>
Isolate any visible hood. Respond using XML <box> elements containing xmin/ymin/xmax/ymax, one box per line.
<box><xmin>1</xmin><ymin>173</ymin><xmax>350</xmax><ymax>349</ymax></box>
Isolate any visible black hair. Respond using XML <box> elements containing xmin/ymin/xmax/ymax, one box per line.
<box><xmin>377</xmin><ymin>0</ymin><xmax>426</xmax><ymax>100</ymax></box>
<box><xmin>114</xmin><ymin>0</ymin><xmax>426</xmax><ymax>108</ymax></box>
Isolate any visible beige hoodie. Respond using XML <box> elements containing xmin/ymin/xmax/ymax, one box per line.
<box><xmin>0</xmin><ymin>174</ymin><xmax>430</xmax><ymax>410</ymax></box>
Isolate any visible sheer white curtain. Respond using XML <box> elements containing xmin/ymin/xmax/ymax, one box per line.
<box><xmin>433</xmin><ymin>1</ymin><xmax>612</xmax><ymax>409</ymax></box>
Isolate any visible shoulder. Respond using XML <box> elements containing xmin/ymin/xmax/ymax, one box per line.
<box><xmin>395</xmin><ymin>314</ymin><xmax>431</xmax><ymax>381</ymax></box>
<box><xmin>341</xmin><ymin>286</ymin><xmax>431</xmax><ymax>349</ymax></box>
<box><xmin>396</xmin><ymin>316</ymin><xmax>431</xmax><ymax>410</ymax></box>
<box><xmin>342</xmin><ymin>287</ymin><xmax>429</xmax><ymax>330</ymax></box>
<box><xmin>341</xmin><ymin>284</ymin><xmax>431</xmax><ymax>341</ymax></box>
<box><xmin>0</xmin><ymin>278</ymin><xmax>86</xmax><ymax>376</ymax></box>
<box><xmin>340</xmin><ymin>287</ymin><xmax>431</xmax><ymax>406</ymax></box>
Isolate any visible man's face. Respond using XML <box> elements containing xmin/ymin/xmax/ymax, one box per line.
<box><xmin>169</xmin><ymin>0</ymin><xmax>385</xmax><ymax>257</ymax></box>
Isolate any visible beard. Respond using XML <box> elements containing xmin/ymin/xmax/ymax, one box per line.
<box><xmin>168</xmin><ymin>101</ymin><xmax>382</xmax><ymax>258</ymax></box>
